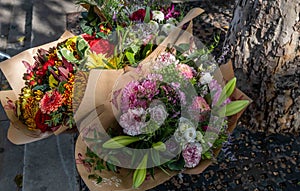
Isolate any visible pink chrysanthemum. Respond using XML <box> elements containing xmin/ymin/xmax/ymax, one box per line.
<box><xmin>176</xmin><ymin>64</ymin><xmax>194</xmax><ymax>79</ymax></box>
<box><xmin>39</xmin><ymin>90</ymin><xmax>64</xmax><ymax>114</ymax></box>
<box><xmin>182</xmin><ymin>142</ymin><xmax>202</xmax><ymax>168</ymax></box>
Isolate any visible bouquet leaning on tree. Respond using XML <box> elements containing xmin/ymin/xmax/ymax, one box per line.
<box><xmin>74</xmin><ymin>7</ymin><xmax>251</xmax><ymax>191</ymax></box>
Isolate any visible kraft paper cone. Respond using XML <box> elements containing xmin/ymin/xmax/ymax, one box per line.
<box><xmin>0</xmin><ymin>31</ymin><xmax>74</xmax><ymax>144</ymax></box>
<box><xmin>74</xmin><ymin>7</ymin><xmax>251</xmax><ymax>189</ymax></box>
<box><xmin>0</xmin><ymin>90</ymin><xmax>53</xmax><ymax>144</ymax></box>
<box><xmin>75</xmin><ymin>60</ymin><xmax>252</xmax><ymax>189</ymax></box>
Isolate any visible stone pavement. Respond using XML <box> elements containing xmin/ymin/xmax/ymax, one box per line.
<box><xmin>0</xmin><ymin>0</ymin><xmax>83</xmax><ymax>191</ymax></box>
<box><xmin>1</xmin><ymin>0</ymin><xmax>300</xmax><ymax>191</ymax></box>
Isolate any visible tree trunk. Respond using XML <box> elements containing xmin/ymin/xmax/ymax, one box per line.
<box><xmin>225</xmin><ymin>0</ymin><xmax>300</xmax><ymax>133</ymax></box>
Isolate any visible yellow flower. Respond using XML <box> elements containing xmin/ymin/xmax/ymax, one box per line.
<box><xmin>65</xmin><ymin>36</ymin><xmax>78</xmax><ymax>47</ymax></box>
<box><xmin>49</xmin><ymin>74</ymin><xmax>59</xmax><ymax>88</ymax></box>
<box><xmin>34</xmin><ymin>90</ymin><xmax>44</xmax><ymax>101</ymax></box>
<box><xmin>85</xmin><ymin>52</ymin><xmax>117</xmax><ymax>69</ymax></box>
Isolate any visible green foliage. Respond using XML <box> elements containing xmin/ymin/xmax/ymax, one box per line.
<box><xmin>84</xmin><ymin>147</ymin><xmax>118</xmax><ymax>184</ymax></box>
<box><xmin>132</xmin><ymin>154</ymin><xmax>148</xmax><ymax>188</ymax></box>
<box><xmin>217</xmin><ymin>100</ymin><xmax>250</xmax><ymax>117</ymax></box>
<box><xmin>166</xmin><ymin>156</ymin><xmax>185</xmax><ymax>171</ymax></box>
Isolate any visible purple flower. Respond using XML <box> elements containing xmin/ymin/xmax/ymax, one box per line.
<box><xmin>161</xmin><ymin>4</ymin><xmax>180</xmax><ymax>20</ymax></box>
<box><xmin>121</xmin><ymin>81</ymin><xmax>140</xmax><ymax>112</ymax></box>
<box><xmin>182</xmin><ymin>142</ymin><xmax>202</xmax><ymax>168</ymax></box>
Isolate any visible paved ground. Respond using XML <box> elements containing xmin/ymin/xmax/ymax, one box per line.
<box><xmin>1</xmin><ymin>0</ymin><xmax>300</xmax><ymax>191</ymax></box>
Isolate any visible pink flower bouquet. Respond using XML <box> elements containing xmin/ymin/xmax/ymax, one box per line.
<box><xmin>74</xmin><ymin>7</ymin><xmax>251</xmax><ymax>190</ymax></box>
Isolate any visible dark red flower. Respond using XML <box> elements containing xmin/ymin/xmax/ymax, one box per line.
<box><xmin>81</xmin><ymin>33</ymin><xmax>96</xmax><ymax>43</ymax></box>
<box><xmin>34</xmin><ymin>109</ymin><xmax>51</xmax><ymax>132</ymax></box>
<box><xmin>89</xmin><ymin>39</ymin><xmax>114</xmax><ymax>57</ymax></box>
<box><xmin>35</xmin><ymin>59</ymin><xmax>55</xmax><ymax>76</ymax></box>
<box><xmin>129</xmin><ymin>9</ymin><xmax>152</xmax><ymax>22</ymax></box>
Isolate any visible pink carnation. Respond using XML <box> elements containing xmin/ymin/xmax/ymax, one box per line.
<box><xmin>190</xmin><ymin>96</ymin><xmax>210</xmax><ymax>112</ymax></box>
<box><xmin>119</xmin><ymin>108</ymin><xmax>147</xmax><ymax>136</ymax></box>
<box><xmin>176</xmin><ymin>64</ymin><xmax>194</xmax><ymax>79</ymax></box>
<box><xmin>182</xmin><ymin>142</ymin><xmax>202</xmax><ymax>168</ymax></box>
<box><xmin>39</xmin><ymin>90</ymin><xmax>64</xmax><ymax>114</ymax></box>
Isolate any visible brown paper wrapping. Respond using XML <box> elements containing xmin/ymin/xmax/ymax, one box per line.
<box><xmin>0</xmin><ymin>31</ymin><xmax>75</xmax><ymax>144</ymax></box>
<box><xmin>74</xmin><ymin>61</ymin><xmax>251</xmax><ymax>190</ymax></box>
<box><xmin>74</xmin><ymin>8</ymin><xmax>251</xmax><ymax>191</ymax></box>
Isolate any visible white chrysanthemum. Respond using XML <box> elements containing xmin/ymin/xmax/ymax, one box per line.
<box><xmin>166</xmin><ymin>17</ymin><xmax>178</xmax><ymax>25</ymax></box>
<box><xmin>161</xmin><ymin>23</ymin><xmax>175</xmax><ymax>35</ymax></box>
<box><xmin>152</xmin><ymin>10</ymin><xmax>165</xmax><ymax>22</ymax></box>
<box><xmin>200</xmin><ymin>73</ymin><xmax>213</xmax><ymax>84</ymax></box>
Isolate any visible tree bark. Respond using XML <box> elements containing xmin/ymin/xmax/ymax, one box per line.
<box><xmin>225</xmin><ymin>0</ymin><xmax>300</xmax><ymax>133</ymax></box>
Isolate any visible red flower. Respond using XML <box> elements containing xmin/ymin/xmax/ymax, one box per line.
<box><xmin>36</xmin><ymin>59</ymin><xmax>55</xmax><ymax>76</ymax></box>
<box><xmin>81</xmin><ymin>33</ymin><xmax>96</xmax><ymax>43</ymax></box>
<box><xmin>89</xmin><ymin>39</ymin><xmax>114</xmax><ymax>57</ymax></box>
<box><xmin>129</xmin><ymin>9</ymin><xmax>152</xmax><ymax>22</ymax></box>
<box><xmin>34</xmin><ymin>109</ymin><xmax>51</xmax><ymax>132</ymax></box>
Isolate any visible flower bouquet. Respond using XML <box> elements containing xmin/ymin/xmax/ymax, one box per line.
<box><xmin>0</xmin><ymin>31</ymin><xmax>76</xmax><ymax>144</ymax></box>
<box><xmin>0</xmin><ymin>30</ymin><xmax>120</xmax><ymax>144</ymax></box>
<box><xmin>74</xmin><ymin>8</ymin><xmax>251</xmax><ymax>191</ymax></box>
<box><xmin>0</xmin><ymin>1</ymin><xmax>199</xmax><ymax>145</ymax></box>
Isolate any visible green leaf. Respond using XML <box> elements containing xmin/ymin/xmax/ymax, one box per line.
<box><xmin>216</xmin><ymin>77</ymin><xmax>236</xmax><ymax>106</ymax></box>
<box><xmin>202</xmin><ymin>151</ymin><xmax>213</xmax><ymax>160</ymax></box>
<box><xmin>143</xmin><ymin>7</ymin><xmax>151</xmax><ymax>23</ymax></box>
<box><xmin>217</xmin><ymin>100</ymin><xmax>250</xmax><ymax>117</ymax></box>
<box><xmin>59</xmin><ymin>48</ymin><xmax>78</xmax><ymax>62</ymax></box>
<box><xmin>76</xmin><ymin>36</ymin><xmax>90</xmax><ymax>58</ymax></box>
<box><xmin>96</xmin><ymin>176</ymin><xmax>103</xmax><ymax>184</ymax></box>
<box><xmin>152</xmin><ymin>141</ymin><xmax>166</xmax><ymax>152</ymax></box>
<box><xmin>125</xmin><ymin>52</ymin><xmax>135</xmax><ymax>65</ymax></box>
<box><xmin>132</xmin><ymin>154</ymin><xmax>148</xmax><ymax>188</ymax></box>
<box><xmin>102</xmin><ymin>136</ymin><xmax>140</xmax><ymax>149</ymax></box>
<box><xmin>32</xmin><ymin>84</ymin><xmax>49</xmax><ymax>91</ymax></box>
<box><xmin>131</xmin><ymin>44</ymin><xmax>140</xmax><ymax>54</ymax></box>
<box><xmin>167</xmin><ymin>156</ymin><xmax>185</xmax><ymax>171</ymax></box>
<box><xmin>57</xmin><ymin>81</ymin><xmax>66</xmax><ymax>94</ymax></box>
<box><xmin>175</xmin><ymin>43</ymin><xmax>190</xmax><ymax>53</ymax></box>
<box><xmin>106</xmin><ymin>161</ymin><xmax>118</xmax><ymax>172</ymax></box>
